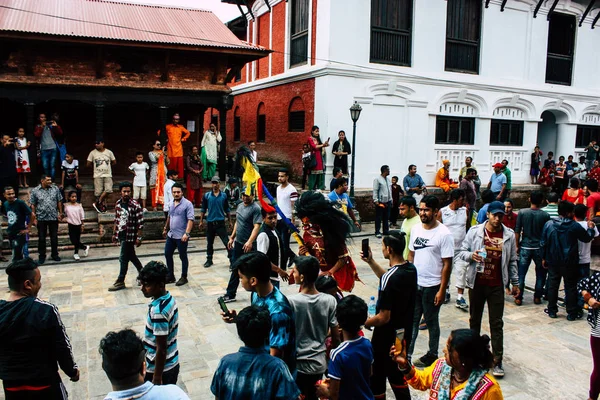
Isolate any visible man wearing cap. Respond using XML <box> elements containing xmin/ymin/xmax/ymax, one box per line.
<box><xmin>158</xmin><ymin>114</ymin><xmax>190</xmax><ymax>178</ymax></box>
<box><xmin>220</xmin><ymin>188</ymin><xmax>262</xmax><ymax>302</ymax></box>
<box><xmin>87</xmin><ymin>139</ymin><xmax>116</xmax><ymax>213</ymax></box>
<box><xmin>487</xmin><ymin>163</ymin><xmax>507</xmax><ymax>201</ymax></box>
<box><xmin>200</xmin><ymin>176</ymin><xmax>232</xmax><ymax>268</ymax></box>
<box><xmin>458</xmin><ymin>201</ymin><xmax>520</xmax><ymax>378</ymax></box>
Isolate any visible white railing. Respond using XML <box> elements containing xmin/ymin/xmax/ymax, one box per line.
<box><xmin>435</xmin><ymin>149</ymin><xmax>479</xmax><ymax>175</ymax></box>
<box><xmin>489</xmin><ymin>150</ymin><xmax>527</xmax><ymax>171</ymax></box>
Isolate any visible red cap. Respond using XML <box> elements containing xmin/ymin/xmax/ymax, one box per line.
<box><xmin>492</xmin><ymin>162</ymin><xmax>503</xmax><ymax>168</ymax></box>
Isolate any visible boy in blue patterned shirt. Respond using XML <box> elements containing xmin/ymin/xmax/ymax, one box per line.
<box><xmin>138</xmin><ymin>261</ymin><xmax>179</xmax><ymax>385</ymax></box>
<box><xmin>222</xmin><ymin>251</ymin><xmax>297</xmax><ymax>375</ymax></box>
<box><xmin>212</xmin><ymin>305</ymin><xmax>300</xmax><ymax>400</ymax></box>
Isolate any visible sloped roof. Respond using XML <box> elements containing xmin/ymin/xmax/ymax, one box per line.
<box><xmin>0</xmin><ymin>0</ymin><xmax>266</xmax><ymax>51</ymax></box>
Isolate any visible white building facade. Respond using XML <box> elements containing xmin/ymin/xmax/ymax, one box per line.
<box><xmin>230</xmin><ymin>0</ymin><xmax>600</xmax><ymax>188</ymax></box>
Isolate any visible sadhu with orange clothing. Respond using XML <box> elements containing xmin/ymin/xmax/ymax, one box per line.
<box><xmin>390</xmin><ymin>328</ymin><xmax>504</xmax><ymax>400</ymax></box>
<box><xmin>157</xmin><ymin>113</ymin><xmax>190</xmax><ymax>178</ymax></box>
<box><xmin>295</xmin><ymin>191</ymin><xmax>359</xmax><ymax>292</ymax></box>
<box><xmin>436</xmin><ymin>160</ymin><xmax>459</xmax><ymax>193</ymax></box>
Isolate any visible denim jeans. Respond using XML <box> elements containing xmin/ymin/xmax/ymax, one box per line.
<box><xmin>117</xmin><ymin>240</ymin><xmax>143</xmax><ymax>281</ymax></box>
<box><xmin>375</xmin><ymin>202</ymin><xmax>390</xmax><ymax>235</ymax></box>
<box><xmin>206</xmin><ymin>220</ymin><xmax>230</xmax><ymax>260</ymax></box>
<box><xmin>408</xmin><ymin>285</ymin><xmax>441</xmax><ymax>358</ymax></box>
<box><xmin>578</xmin><ymin>263</ymin><xmax>591</xmax><ymax>308</ymax></box>
<box><xmin>9</xmin><ymin>234</ymin><xmax>26</xmax><ymax>261</ymax></box>
<box><xmin>469</xmin><ymin>284</ymin><xmax>505</xmax><ymax>363</ymax></box>
<box><xmin>547</xmin><ymin>263</ymin><xmax>579</xmax><ymax>316</ymax></box>
<box><xmin>225</xmin><ymin>241</ymin><xmax>255</xmax><ymax>298</ymax></box>
<box><xmin>165</xmin><ymin>236</ymin><xmax>189</xmax><ymax>279</ymax></box>
<box><xmin>37</xmin><ymin>220</ymin><xmax>59</xmax><ymax>259</ymax></box>
<box><xmin>276</xmin><ymin>219</ymin><xmax>292</xmax><ymax>269</ymax></box>
<box><xmin>41</xmin><ymin>149</ymin><xmax>57</xmax><ymax>179</ymax></box>
<box><xmin>517</xmin><ymin>247</ymin><xmax>546</xmax><ymax>300</ymax></box>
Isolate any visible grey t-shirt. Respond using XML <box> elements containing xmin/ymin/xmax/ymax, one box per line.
<box><xmin>288</xmin><ymin>292</ymin><xmax>338</xmax><ymax>374</ymax></box>
<box><xmin>40</xmin><ymin>126</ymin><xmax>55</xmax><ymax>151</ymax></box>
<box><xmin>235</xmin><ymin>202</ymin><xmax>262</xmax><ymax>244</ymax></box>
<box><xmin>515</xmin><ymin>208</ymin><xmax>551</xmax><ymax>249</ymax></box>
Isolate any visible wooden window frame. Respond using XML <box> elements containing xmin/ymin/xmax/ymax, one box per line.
<box><xmin>435</xmin><ymin>116</ymin><xmax>475</xmax><ymax>145</ymax></box>
<box><xmin>444</xmin><ymin>0</ymin><xmax>482</xmax><ymax>74</ymax></box>
<box><xmin>576</xmin><ymin>125</ymin><xmax>600</xmax><ymax>148</ymax></box>
<box><xmin>545</xmin><ymin>12</ymin><xmax>576</xmax><ymax>86</ymax></box>
<box><xmin>257</xmin><ymin>114</ymin><xmax>266</xmax><ymax>143</ymax></box>
<box><xmin>290</xmin><ymin>0</ymin><xmax>309</xmax><ymax>68</ymax></box>
<box><xmin>490</xmin><ymin>120</ymin><xmax>524</xmax><ymax>146</ymax></box>
<box><xmin>289</xmin><ymin>110</ymin><xmax>305</xmax><ymax>132</ymax></box>
<box><xmin>370</xmin><ymin>0</ymin><xmax>413</xmax><ymax>67</ymax></box>
<box><xmin>234</xmin><ymin>116</ymin><xmax>241</xmax><ymax>142</ymax></box>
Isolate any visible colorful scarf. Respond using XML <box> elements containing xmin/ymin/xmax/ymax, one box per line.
<box><xmin>434</xmin><ymin>360</ymin><xmax>490</xmax><ymax>400</ymax></box>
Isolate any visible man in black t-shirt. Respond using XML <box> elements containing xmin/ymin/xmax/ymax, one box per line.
<box><xmin>362</xmin><ymin>231</ymin><xmax>417</xmax><ymax>400</ymax></box>
<box><xmin>2</xmin><ymin>186</ymin><xmax>33</xmax><ymax>261</ymax></box>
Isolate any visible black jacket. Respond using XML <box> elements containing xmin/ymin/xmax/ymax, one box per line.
<box><xmin>0</xmin><ymin>296</ymin><xmax>77</xmax><ymax>384</ymax></box>
<box><xmin>540</xmin><ymin>217</ymin><xmax>595</xmax><ymax>266</ymax></box>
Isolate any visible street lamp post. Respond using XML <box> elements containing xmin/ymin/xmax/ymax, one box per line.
<box><xmin>349</xmin><ymin>101</ymin><xmax>362</xmax><ymax>201</ymax></box>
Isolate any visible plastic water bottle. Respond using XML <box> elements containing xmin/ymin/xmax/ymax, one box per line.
<box><xmin>368</xmin><ymin>296</ymin><xmax>377</xmax><ymax>318</ymax></box>
<box><xmin>477</xmin><ymin>248</ymin><xmax>487</xmax><ymax>273</ymax></box>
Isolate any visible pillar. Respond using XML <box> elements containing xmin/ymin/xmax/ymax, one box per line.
<box><xmin>24</xmin><ymin>102</ymin><xmax>37</xmax><ymax>177</ymax></box>
<box><xmin>159</xmin><ymin>105</ymin><xmax>169</xmax><ymax>127</ymax></box>
<box><xmin>95</xmin><ymin>102</ymin><xmax>105</xmax><ymax>141</ymax></box>
<box><xmin>219</xmin><ymin>106</ymin><xmax>228</xmax><ymax>182</ymax></box>
<box><xmin>556</xmin><ymin>123</ymin><xmax>578</xmax><ymax>159</ymax></box>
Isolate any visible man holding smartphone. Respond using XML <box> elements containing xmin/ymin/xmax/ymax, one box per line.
<box><xmin>361</xmin><ymin>231</ymin><xmax>417</xmax><ymax>399</ymax></box>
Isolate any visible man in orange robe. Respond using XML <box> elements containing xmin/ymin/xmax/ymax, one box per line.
<box><xmin>158</xmin><ymin>113</ymin><xmax>190</xmax><ymax>177</ymax></box>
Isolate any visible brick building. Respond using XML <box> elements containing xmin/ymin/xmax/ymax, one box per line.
<box><xmin>214</xmin><ymin>0</ymin><xmax>600</xmax><ymax>188</ymax></box>
<box><xmin>0</xmin><ymin>0</ymin><xmax>269</xmax><ymax>178</ymax></box>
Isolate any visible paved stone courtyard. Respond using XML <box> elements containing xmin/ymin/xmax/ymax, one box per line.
<box><xmin>0</xmin><ymin>226</ymin><xmax>593</xmax><ymax>399</ymax></box>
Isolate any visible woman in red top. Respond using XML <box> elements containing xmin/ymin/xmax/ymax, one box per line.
<box><xmin>589</xmin><ymin>160</ymin><xmax>600</xmax><ymax>183</ymax></box>
<box><xmin>562</xmin><ymin>177</ymin><xmax>585</xmax><ymax>204</ymax></box>
<box><xmin>307</xmin><ymin>126</ymin><xmax>330</xmax><ymax>190</ymax></box>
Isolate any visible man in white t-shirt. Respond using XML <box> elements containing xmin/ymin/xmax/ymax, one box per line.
<box><xmin>87</xmin><ymin>139</ymin><xmax>116</xmax><ymax>214</ymax></box>
<box><xmin>276</xmin><ymin>169</ymin><xmax>298</xmax><ymax>269</ymax></box>
<box><xmin>408</xmin><ymin>195</ymin><xmax>454</xmax><ymax>368</ymax></box>
<box><xmin>129</xmin><ymin>152</ymin><xmax>150</xmax><ymax>212</ymax></box>
<box><xmin>437</xmin><ymin>188</ymin><xmax>469</xmax><ymax>310</ymax></box>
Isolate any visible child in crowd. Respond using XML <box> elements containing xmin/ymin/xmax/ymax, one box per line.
<box><xmin>301</xmin><ymin>144</ymin><xmax>311</xmax><ymax>190</ymax></box>
<box><xmin>289</xmin><ymin>256</ymin><xmax>340</xmax><ymax>400</ymax></box>
<box><xmin>129</xmin><ymin>152</ymin><xmax>149</xmax><ymax>212</ymax></box>
<box><xmin>163</xmin><ymin>170</ymin><xmax>178</xmax><ymax>217</ymax></box>
<box><xmin>14</xmin><ymin>127</ymin><xmax>31</xmax><ymax>188</ymax></box>
<box><xmin>330</xmin><ymin>167</ymin><xmax>343</xmax><ymax>192</ymax></box>
<box><xmin>257</xmin><ymin>208</ymin><xmax>288</xmax><ymax>288</ymax></box>
<box><xmin>63</xmin><ymin>190</ymin><xmax>89</xmax><ymax>261</ymax></box>
<box><xmin>316</xmin><ymin>275</ymin><xmax>344</xmax><ymax>304</ymax></box>
<box><xmin>61</xmin><ymin>153</ymin><xmax>82</xmax><ymax>203</ymax></box>
<box><xmin>316</xmin><ymin>295</ymin><xmax>375</xmax><ymax>400</ymax></box>
<box><xmin>225</xmin><ymin>177</ymin><xmax>241</xmax><ymax>211</ymax></box>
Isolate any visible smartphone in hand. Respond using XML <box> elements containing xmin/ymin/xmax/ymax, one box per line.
<box><xmin>394</xmin><ymin>328</ymin><xmax>405</xmax><ymax>356</ymax></box>
<box><xmin>218</xmin><ymin>297</ymin><xmax>231</xmax><ymax>317</ymax></box>
<box><xmin>361</xmin><ymin>238</ymin><xmax>369</xmax><ymax>257</ymax></box>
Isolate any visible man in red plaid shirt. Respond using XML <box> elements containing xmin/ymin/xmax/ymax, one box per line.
<box><xmin>109</xmin><ymin>181</ymin><xmax>144</xmax><ymax>292</ymax></box>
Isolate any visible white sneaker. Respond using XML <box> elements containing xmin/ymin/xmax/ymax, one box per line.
<box><xmin>143</xmin><ymin>208</ymin><xmax>148</xmax><ymax>213</ymax></box>
<box><xmin>83</xmin><ymin>245</ymin><xmax>90</xmax><ymax>257</ymax></box>
<box><xmin>73</xmin><ymin>254</ymin><xmax>81</xmax><ymax>261</ymax></box>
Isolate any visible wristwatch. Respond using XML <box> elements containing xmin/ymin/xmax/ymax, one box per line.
<box><xmin>184</xmin><ymin>232</ymin><xmax>191</xmax><ymax>237</ymax></box>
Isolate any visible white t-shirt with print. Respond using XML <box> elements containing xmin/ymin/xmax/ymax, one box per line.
<box><xmin>129</xmin><ymin>162</ymin><xmax>149</xmax><ymax>187</ymax></box>
<box><xmin>409</xmin><ymin>223</ymin><xmax>455</xmax><ymax>287</ymax></box>
<box><xmin>87</xmin><ymin>149</ymin><xmax>115</xmax><ymax>178</ymax></box>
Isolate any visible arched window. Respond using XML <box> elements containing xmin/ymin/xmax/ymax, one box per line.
<box><xmin>288</xmin><ymin>97</ymin><xmax>305</xmax><ymax>132</ymax></box>
<box><xmin>234</xmin><ymin>106</ymin><xmax>241</xmax><ymax>142</ymax></box>
<box><xmin>257</xmin><ymin>103</ymin><xmax>266</xmax><ymax>143</ymax></box>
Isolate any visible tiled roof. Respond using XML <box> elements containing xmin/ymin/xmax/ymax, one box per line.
<box><xmin>0</xmin><ymin>0</ymin><xmax>266</xmax><ymax>51</ymax></box>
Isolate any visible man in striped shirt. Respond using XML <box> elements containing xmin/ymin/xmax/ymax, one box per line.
<box><xmin>139</xmin><ymin>261</ymin><xmax>179</xmax><ymax>385</ymax></box>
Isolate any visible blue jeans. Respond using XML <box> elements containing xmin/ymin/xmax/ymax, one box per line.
<box><xmin>517</xmin><ymin>248</ymin><xmax>546</xmax><ymax>300</ymax></box>
<box><xmin>578</xmin><ymin>263</ymin><xmax>591</xmax><ymax>308</ymax></box>
<box><xmin>225</xmin><ymin>241</ymin><xmax>256</xmax><ymax>298</ymax></box>
<box><xmin>408</xmin><ymin>285</ymin><xmax>441</xmax><ymax>358</ymax></box>
<box><xmin>41</xmin><ymin>148</ymin><xmax>57</xmax><ymax>179</ymax></box>
<box><xmin>165</xmin><ymin>236</ymin><xmax>189</xmax><ymax>279</ymax></box>
<box><xmin>9</xmin><ymin>234</ymin><xmax>26</xmax><ymax>261</ymax></box>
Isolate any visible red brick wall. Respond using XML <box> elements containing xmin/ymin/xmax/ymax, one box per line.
<box><xmin>223</xmin><ymin>78</ymin><xmax>315</xmax><ymax>177</ymax></box>
<box><xmin>271</xmin><ymin>1</ymin><xmax>286</xmax><ymax>76</ymax></box>
<box><xmin>257</xmin><ymin>14</ymin><xmax>271</xmax><ymax>79</ymax></box>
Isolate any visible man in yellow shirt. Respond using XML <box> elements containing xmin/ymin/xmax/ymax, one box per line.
<box><xmin>158</xmin><ymin>113</ymin><xmax>190</xmax><ymax>178</ymax></box>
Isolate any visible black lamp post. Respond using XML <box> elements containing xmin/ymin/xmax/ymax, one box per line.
<box><xmin>349</xmin><ymin>101</ymin><xmax>362</xmax><ymax>201</ymax></box>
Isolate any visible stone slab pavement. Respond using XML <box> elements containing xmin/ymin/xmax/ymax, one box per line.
<box><xmin>0</xmin><ymin>223</ymin><xmax>593</xmax><ymax>399</ymax></box>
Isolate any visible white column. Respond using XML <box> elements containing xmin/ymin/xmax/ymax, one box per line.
<box><xmin>556</xmin><ymin>123</ymin><xmax>578</xmax><ymax>158</ymax></box>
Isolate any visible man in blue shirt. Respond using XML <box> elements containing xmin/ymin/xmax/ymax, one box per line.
<box><xmin>100</xmin><ymin>329</ymin><xmax>189</xmax><ymax>400</ymax></box>
<box><xmin>212</xmin><ymin>305</ymin><xmax>300</xmax><ymax>400</ymax></box>
<box><xmin>199</xmin><ymin>176</ymin><xmax>231</xmax><ymax>268</ymax></box>
<box><xmin>488</xmin><ymin>163</ymin><xmax>507</xmax><ymax>201</ymax></box>
<box><xmin>162</xmin><ymin>183</ymin><xmax>194</xmax><ymax>286</ymax></box>
<box><xmin>222</xmin><ymin>251</ymin><xmax>297</xmax><ymax>375</ymax></box>
<box><xmin>138</xmin><ymin>261</ymin><xmax>180</xmax><ymax>385</ymax></box>
<box><xmin>403</xmin><ymin>164</ymin><xmax>426</xmax><ymax>201</ymax></box>
<box><xmin>328</xmin><ymin>177</ymin><xmax>360</xmax><ymax>229</ymax></box>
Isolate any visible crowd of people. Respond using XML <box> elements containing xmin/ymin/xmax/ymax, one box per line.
<box><xmin>2</xmin><ymin>118</ymin><xmax>600</xmax><ymax>400</ymax></box>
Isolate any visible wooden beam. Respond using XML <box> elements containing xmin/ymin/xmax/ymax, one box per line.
<box><xmin>161</xmin><ymin>50</ymin><xmax>170</xmax><ymax>82</ymax></box>
<box><xmin>580</xmin><ymin>0</ymin><xmax>596</xmax><ymax>26</ymax></box>
<box><xmin>265</xmin><ymin>0</ymin><xmax>271</xmax><ymax>11</ymax></box>
<box><xmin>242</xmin><ymin>0</ymin><xmax>254</xmax><ymax>20</ymax></box>
<box><xmin>96</xmin><ymin>47</ymin><xmax>105</xmax><ymax>79</ymax></box>
<box><xmin>500</xmin><ymin>0</ymin><xmax>508</xmax><ymax>11</ymax></box>
<box><xmin>485</xmin><ymin>0</ymin><xmax>491</xmax><ymax>8</ymax></box>
<box><xmin>547</xmin><ymin>0</ymin><xmax>560</xmax><ymax>21</ymax></box>
<box><xmin>593</xmin><ymin>10</ymin><xmax>600</xmax><ymax>28</ymax></box>
<box><xmin>533</xmin><ymin>0</ymin><xmax>544</xmax><ymax>18</ymax></box>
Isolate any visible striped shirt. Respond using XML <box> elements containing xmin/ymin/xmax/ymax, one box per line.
<box><xmin>144</xmin><ymin>292</ymin><xmax>179</xmax><ymax>373</ymax></box>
